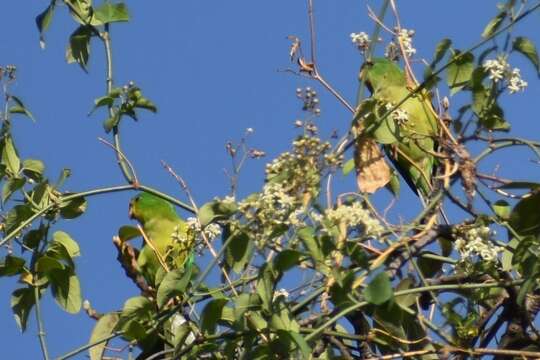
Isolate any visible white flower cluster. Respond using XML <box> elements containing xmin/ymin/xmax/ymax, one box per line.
<box><xmin>350</xmin><ymin>32</ymin><xmax>370</xmax><ymax>51</ymax></box>
<box><xmin>482</xmin><ymin>57</ymin><xmax>528</xmax><ymax>94</ymax></box>
<box><xmin>397</xmin><ymin>28</ymin><xmax>416</xmax><ymax>57</ymax></box>
<box><xmin>325</xmin><ymin>202</ymin><xmax>383</xmax><ymax>237</ymax></box>
<box><xmin>186</xmin><ymin>217</ymin><xmax>222</xmax><ymax>241</ymax></box>
<box><xmin>454</xmin><ymin>226</ymin><xmax>503</xmax><ymax>262</ymax></box>
<box><xmin>261</xmin><ymin>182</ymin><xmax>296</xmax><ymax>212</ymax></box>
<box><xmin>385</xmin><ymin>102</ymin><xmax>409</xmax><ymax>124</ymax></box>
<box><xmin>508</xmin><ymin>68</ymin><xmax>528</xmax><ymax>94</ymax></box>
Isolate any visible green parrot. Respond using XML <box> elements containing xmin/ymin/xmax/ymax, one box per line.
<box><xmin>128</xmin><ymin>192</ymin><xmax>191</xmax><ymax>286</ymax></box>
<box><xmin>358</xmin><ymin>57</ymin><xmax>439</xmax><ymax>201</ymax></box>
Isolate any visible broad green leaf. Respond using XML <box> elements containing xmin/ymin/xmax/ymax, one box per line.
<box><xmin>4</xmin><ymin>204</ymin><xmax>34</xmax><ymax>234</ymax></box>
<box><xmin>11</xmin><ymin>287</ymin><xmax>35</xmax><ymax>332</ymax></box>
<box><xmin>297</xmin><ymin>226</ymin><xmax>323</xmax><ymax>264</ymax></box>
<box><xmin>103</xmin><ymin>110</ymin><xmax>120</xmax><ymax>133</ymax></box>
<box><xmin>122</xmin><ymin>296</ymin><xmax>154</xmax><ymax>320</ymax></box>
<box><xmin>92</xmin><ymin>2</ymin><xmax>130</xmax><ymax>25</ymax></box>
<box><xmin>270</xmin><ymin>299</ymin><xmax>298</xmax><ymax>332</ymax></box>
<box><xmin>363</xmin><ymin>272</ymin><xmax>393</xmax><ymax>305</ymax></box>
<box><xmin>156</xmin><ymin>267</ymin><xmax>192</xmax><ymax>308</ymax></box>
<box><xmin>225</xmin><ymin>231</ymin><xmax>253</xmax><ymax>273</ymax></box>
<box><xmin>89</xmin><ymin>96</ymin><xmax>115</xmax><ymax>115</ymax></box>
<box><xmin>493</xmin><ymin>200</ymin><xmax>511</xmax><ymax>219</ymax></box>
<box><xmin>417</xmin><ymin>251</ymin><xmax>445</xmax><ymax>278</ymax></box>
<box><xmin>513</xmin><ymin>36</ymin><xmax>540</xmax><ymax>73</ymax></box>
<box><xmin>66</xmin><ymin>0</ymin><xmax>93</xmax><ymax>24</ymax></box>
<box><xmin>22</xmin><ymin>159</ymin><xmax>45</xmax><ymax>181</ymax></box>
<box><xmin>233</xmin><ymin>293</ymin><xmax>260</xmax><ymax>322</ymax></box>
<box><xmin>66</xmin><ymin>25</ymin><xmax>93</xmax><ymax>71</ymax></box>
<box><xmin>118</xmin><ymin>225</ymin><xmax>141</xmax><ymax>242</ymax></box>
<box><xmin>256</xmin><ymin>263</ymin><xmax>278</xmax><ymax>312</ymax></box>
<box><xmin>35</xmin><ymin>2</ymin><xmax>56</xmax><ymax>49</ymax></box>
<box><xmin>89</xmin><ymin>312</ymin><xmax>120</xmax><ymax>360</ymax></box>
<box><xmin>273</xmin><ymin>249</ymin><xmax>303</xmax><ymax>273</ymax></box>
<box><xmin>0</xmin><ymin>255</ymin><xmax>26</xmax><ymax>277</ymax></box>
<box><xmin>277</xmin><ymin>330</ymin><xmax>311</xmax><ymax>359</ymax></box>
<box><xmin>447</xmin><ymin>51</ymin><xmax>474</xmax><ymax>95</ymax></box>
<box><xmin>201</xmin><ymin>298</ymin><xmax>228</xmax><ymax>334</ymax></box>
<box><xmin>482</xmin><ymin>12</ymin><xmax>506</xmax><ymax>38</ymax></box>
<box><xmin>342</xmin><ymin>158</ymin><xmax>354</xmax><ymax>176</ymax></box>
<box><xmin>53</xmin><ymin>231</ymin><xmax>81</xmax><ymax>258</ymax></box>
<box><xmin>36</xmin><ymin>255</ymin><xmax>65</xmax><ymax>274</ymax></box>
<box><xmin>395</xmin><ymin>278</ymin><xmax>417</xmax><ymax>310</ymax></box>
<box><xmin>135</xmin><ymin>97</ymin><xmax>158</xmax><ymax>113</ymax></box>
<box><xmin>2</xmin><ymin>136</ymin><xmax>21</xmax><ymax>176</ymax></box>
<box><xmin>509</xmin><ymin>192</ymin><xmax>540</xmax><ymax>237</ymax></box>
<box><xmin>48</xmin><ymin>268</ymin><xmax>82</xmax><ymax>313</ymax></box>
<box><xmin>60</xmin><ymin>196</ymin><xmax>87</xmax><ymax>219</ymax></box>
<box><xmin>2</xmin><ymin>177</ymin><xmax>25</xmax><ymax>203</ymax></box>
<box><xmin>431</xmin><ymin>38</ymin><xmax>452</xmax><ymax>66</ymax></box>
<box><xmin>9</xmin><ymin>95</ymin><xmax>35</xmax><ymax>122</ymax></box>
<box><xmin>199</xmin><ymin>200</ymin><xmax>238</xmax><ymax>227</ymax></box>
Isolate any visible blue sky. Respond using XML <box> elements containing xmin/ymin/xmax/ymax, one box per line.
<box><xmin>1</xmin><ymin>1</ymin><xmax>540</xmax><ymax>358</ymax></box>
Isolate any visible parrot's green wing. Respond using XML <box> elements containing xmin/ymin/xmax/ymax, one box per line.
<box><xmin>359</xmin><ymin>58</ymin><xmax>439</xmax><ymax>198</ymax></box>
<box><xmin>129</xmin><ymin>192</ymin><xmax>192</xmax><ymax>286</ymax></box>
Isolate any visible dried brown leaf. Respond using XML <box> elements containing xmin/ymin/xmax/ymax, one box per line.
<box><xmin>355</xmin><ymin>137</ymin><xmax>391</xmax><ymax>193</ymax></box>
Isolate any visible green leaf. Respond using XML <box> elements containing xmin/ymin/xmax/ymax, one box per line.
<box><xmin>2</xmin><ymin>177</ymin><xmax>26</xmax><ymax>203</ymax></box>
<box><xmin>482</xmin><ymin>12</ymin><xmax>506</xmax><ymax>38</ymax></box>
<box><xmin>199</xmin><ymin>199</ymin><xmax>238</xmax><ymax>227</ymax></box>
<box><xmin>89</xmin><ymin>312</ymin><xmax>120</xmax><ymax>360</ymax></box>
<box><xmin>36</xmin><ymin>255</ymin><xmax>65</xmax><ymax>274</ymax></box>
<box><xmin>52</xmin><ymin>231</ymin><xmax>81</xmax><ymax>258</ymax></box>
<box><xmin>0</xmin><ymin>255</ymin><xmax>26</xmax><ymax>277</ymax></box>
<box><xmin>66</xmin><ymin>25</ymin><xmax>93</xmax><ymax>71</ymax></box>
<box><xmin>122</xmin><ymin>296</ymin><xmax>154</xmax><ymax>321</ymax></box>
<box><xmin>91</xmin><ymin>2</ymin><xmax>130</xmax><ymax>25</ymax></box>
<box><xmin>493</xmin><ymin>200</ymin><xmax>511</xmax><ymax>219</ymax></box>
<box><xmin>256</xmin><ymin>263</ymin><xmax>279</xmax><ymax>312</ymax></box>
<box><xmin>395</xmin><ymin>278</ymin><xmax>417</xmax><ymax>310</ymax></box>
<box><xmin>201</xmin><ymin>298</ymin><xmax>228</xmax><ymax>334</ymax></box>
<box><xmin>66</xmin><ymin>0</ymin><xmax>93</xmax><ymax>24</ymax></box>
<box><xmin>60</xmin><ymin>196</ymin><xmax>87</xmax><ymax>219</ymax></box>
<box><xmin>22</xmin><ymin>159</ymin><xmax>45</xmax><ymax>181</ymax></box>
<box><xmin>118</xmin><ymin>225</ymin><xmax>141</xmax><ymax>242</ymax></box>
<box><xmin>103</xmin><ymin>110</ymin><xmax>120</xmax><ymax>133</ymax></box>
<box><xmin>273</xmin><ymin>250</ymin><xmax>303</xmax><ymax>273</ymax></box>
<box><xmin>156</xmin><ymin>267</ymin><xmax>192</xmax><ymax>308</ymax></box>
<box><xmin>35</xmin><ymin>2</ymin><xmax>56</xmax><ymax>49</ymax></box>
<box><xmin>447</xmin><ymin>51</ymin><xmax>474</xmax><ymax>95</ymax></box>
<box><xmin>4</xmin><ymin>204</ymin><xmax>34</xmax><ymax>234</ymax></box>
<box><xmin>363</xmin><ymin>272</ymin><xmax>393</xmax><ymax>305</ymax></box>
<box><xmin>277</xmin><ymin>330</ymin><xmax>311</xmax><ymax>359</ymax></box>
<box><xmin>509</xmin><ymin>192</ymin><xmax>540</xmax><ymax>237</ymax></box>
<box><xmin>342</xmin><ymin>158</ymin><xmax>355</xmax><ymax>176</ymax></box>
<box><xmin>2</xmin><ymin>136</ymin><xmax>21</xmax><ymax>176</ymax></box>
<box><xmin>417</xmin><ymin>252</ymin><xmax>444</xmax><ymax>278</ymax></box>
<box><xmin>225</xmin><ymin>231</ymin><xmax>253</xmax><ymax>273</ymax></box>
<box><xmin>135</xmin><ymin>97</ymin><xmax>158</xmax><ymax>113</ymax></box>
<box><xmin>11</xmin><ymin>287</ymin><xmax>35</xmax><ymax>332</ymax></box>
<box><xmin>48</xmin><ymin>268</ymin><xmax>82</xmax><ymax>313</ymax></box>
<box><xmin>297</xmin><ymin>226</ymin><xmax>323</xmax><ymax>264</ymax></box>
<box><xmin>89</xmin><ymin>96</ymin><xmax>115</xmax><ymax>115</ymax></box>
<box><xmin>431</xmin><ymin>38</ymin><xmax>452</xmax><ymax>66</ymax></box>
<box><xmin>513</xmin><ymin>36</ymin><xmax>540</xmax><ymax>73</ymax></box>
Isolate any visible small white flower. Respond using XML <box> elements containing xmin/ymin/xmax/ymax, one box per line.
<box><xmin>246</xmin><ymin>127</ymin><xmax>254</xmax><ymax>134</ymax></box>
<box><xmin>350</xmin><ymin>32</ymin><xmax>370</xmax><ymax>51</ymax></box>
<box><xmin>455</xmin><ymin>225</ymin><xmax>503</xmax><ymax>263</ymax></box>
<box><xmin>204</xmin><ymin>223</ymin><xmax>222</xmax><ymax>240</ymax></box>
<box><xmin>385</xmin><ymin>102</ymin><xmax>409</xmax><ymax>124</ymax></box>
<box><xmin>483</xmin><ymin>58</ymin><xmax>508</xmax><ymax>82</ymax></box>
<box><xmin>508</xmin><ymin>68</ymin><xmax>528</xmax><ymax>94</ymax></box>
<box><xmin>325</xmin><ymin>202</ymin><xmax>383</xmax><ymax>237</ymax></box>
<box><xmin>397</xmin><ymin>28</ymin><xmax>416</xmax><ymax>57</ymax></box>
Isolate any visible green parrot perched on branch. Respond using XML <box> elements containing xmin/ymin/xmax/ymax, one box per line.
<box><xmin>128</xmin><ymin>192</ymin><xmax>192</xmax><ymax>286</ymax></box>
<box><xmin>357</xmin><ymin>58</ymin><xmax>439</xmax><ymax>202</ymax></box>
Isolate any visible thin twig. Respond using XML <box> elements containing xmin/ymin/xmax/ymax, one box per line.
<box><xmin>98</xmin><ymin>137</ymin><xmax>139</xmax><ymax>185</ymax></box>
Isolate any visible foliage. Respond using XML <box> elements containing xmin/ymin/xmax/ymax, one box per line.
<box><xmin>2</xmin><ymin>0</ymin><xmax>540</xmax><ymax>359</ymax></box>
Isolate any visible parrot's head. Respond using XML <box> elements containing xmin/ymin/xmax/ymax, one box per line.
<box><xmin>359</xmin><ymin>57</ymin><xmax>406</xmax><ymax>93</ymax></box>
<box><xmin>129</xmin><ymin>192</ymin><xmax>178</xmax><ymax>225</ymax></box>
